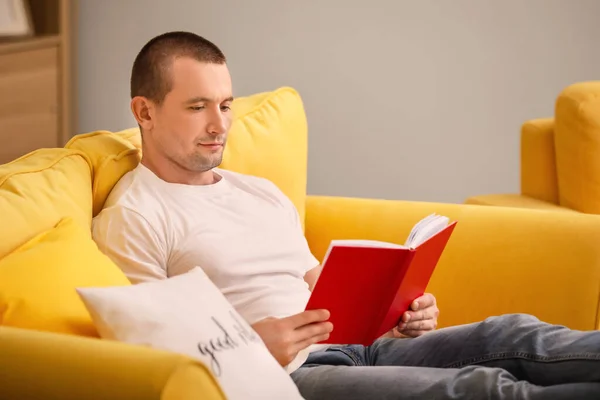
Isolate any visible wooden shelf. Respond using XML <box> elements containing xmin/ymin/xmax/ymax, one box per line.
<box><xmin>0</xmin><ymin>35</ymin><xmax>61</xmax><ymax>56</ymax></box>
<box><xmin>0</xmin><ymin>0</ymin><xmax>76</xmax><ymax>165</ymax></box>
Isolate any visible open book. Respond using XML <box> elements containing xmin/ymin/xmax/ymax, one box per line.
<box><xmin>305</xmin><ymin>213</ymin><xmax>457</xmax><ymax>346</ymax></box>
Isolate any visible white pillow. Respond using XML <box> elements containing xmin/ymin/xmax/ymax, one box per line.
<box><xmin>76</xmin><ymin>267</ymin><xmax>304</xmax><ymax>400</ymax></box>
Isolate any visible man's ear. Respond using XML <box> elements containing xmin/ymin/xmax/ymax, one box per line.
<box><xmin>131</xmin><ymin>96</ymin><xmax>154</xmax><ymax>132</ymax></box>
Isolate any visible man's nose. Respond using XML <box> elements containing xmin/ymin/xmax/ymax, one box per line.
<box><xmin>208</xmin><ymin>108</ymin><xmax>228</xmax><ymax>135</ymax></box>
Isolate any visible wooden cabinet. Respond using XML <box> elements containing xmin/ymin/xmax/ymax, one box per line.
<box><xmin>0</xmin><ymin>0</ymin><xmax>76</xmax><ymax>164</ymax></box>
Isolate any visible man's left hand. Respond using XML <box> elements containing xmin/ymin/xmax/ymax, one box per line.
<box><xmin>394</xmin><ymin>293</ymin><xmax>439</xmax><ymax>338</ymax></box>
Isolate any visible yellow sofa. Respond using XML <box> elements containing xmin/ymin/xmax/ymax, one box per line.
<box><xmin>466</xmin><ymin>81</ymin><xmax>600</xmax><ymax>213</ymax></box>
<box><xmin>2</xmin><ymin>87</ymin><xmax>600</xmax><ymax>399</ymax></box>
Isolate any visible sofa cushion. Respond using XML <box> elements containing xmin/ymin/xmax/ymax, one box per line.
<box><xmin>0</xmin><ymin>148</ymin><xmax>93</xmax><ymax>259</ymax></box>
<box><xmin>77</xmin><ymin>267</ymin><xmax>304</xmax><ymax>400</ymax></box>
<box><xmin>221</xmin><ymin>87</ymin><xmax>309</xmax><ymax>229</ymax></box>
<box><xmin>0</xmin><ymin>217</ymin><xmax>130</xmax><ymax>337</ymax></box>
<box><xmin>65</xmin><ymin>131</ymin><xmax>141</xmax><ymax>217</ymax></box>
<box><xmin>554</xmin><ymin>81</ymin><xmax>600</xmax><ymax>213</ymax></box>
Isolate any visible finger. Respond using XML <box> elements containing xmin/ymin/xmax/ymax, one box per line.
<box><xmin>294</xmin><ymin>332</ymin><xmax>331</xmax><ymax>352</ymax></box>
<box><xmin>410</xmin><ymin>293</ymin><xmax>436</xmax><ymax>311</ymax></box>
<box><xmin>397</xmin><ymin>310</ymin><xmax>420</xmax><ymax>328</ymax></box>
<box><xmin>404</xmin><ymin>319</ymin><xmax>437</xmax><ymax>332</ymax></box>
<box><xmin>399</xmin><ymin>309</ymin><xmax>421</xmax><ymax>323</ymax></box>
<box><xmin>287</xmin><ymin>309</ymin><xmax>331</xmax><ymax>328</ymax></box>
<box><xmin>406</xmin><ymin>305</ymin><xmax>439</xmax><ymax>322</ymax></box>
<box><xmin>295</xmin><ymin>321</ymin><xmax>334</xmax><ymax>343</ymax></box>
<box><xmin>399</xmin><ymin>311</ymin><xmax>410</xmax><ymax>324</ymax></box>
<box><xmin>400</xmin><ymin>329</ymin><xmax>429</xmax><ymax>338</ymax></box>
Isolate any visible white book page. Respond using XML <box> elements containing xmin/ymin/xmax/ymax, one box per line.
<box><xmin>405</xmin><ymin>214</ymin><xmax>450</xmax><ymax>248</ymax></box>
<box><xmin>322</xmin><ymin>239</ymin><xmax>406</xmax><ymax>264</ymax></box>
<box><xmin>405</xmin><ymin>213</ymin><xmax>438</xmax><ymax>246</ymax></box>
<box><xmin>329</xmin><ymin>239</ymin><xmax>407</xmax><ymax>249</ymax></box>
<box><xmin>323</xmin><ymin>213</ymin><xmax>450</xmax><ymax>263</ymax></box>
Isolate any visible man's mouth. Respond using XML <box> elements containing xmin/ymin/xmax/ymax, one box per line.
<box><xmin>198</xmin><ymin>142</ymin><xmax>224</xmax><ymax>148</ymax></box>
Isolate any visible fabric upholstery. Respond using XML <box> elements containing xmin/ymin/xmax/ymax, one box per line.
<box><xmin>554</xmin><ymin>81</ymin><xmax>600</xmax><ymax>213</ymax></box>
<box><xmin>0</xmin><ymin>325</ymin><xmax>226</xmax><ymax>400</ymax></box>
<box><xmin>464</xmin><ymin>193</ymin><xmax>574</xmax><ymax>211</ymax></box>
<box><xmin>65</xmin><ymin>131</ymin><xmax>141</xmax><ymax>217</ymax></box>
<box><xmin>0</xmin><ymin>148</ymin><xmax>93</xmax><ymax>259</ymax></box>
<box><xmin>520</xmin><ymin>118</ymin><xmax>558</xmax><ymax>204</ymax></box>
<box><xmin>0</xmin><ymin>217</ymin><xmax>130</xmax><ymax>337</ymax></box>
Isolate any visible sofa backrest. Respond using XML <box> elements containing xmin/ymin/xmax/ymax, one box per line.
<box><xmin>554</xmin><ymin>81</ymin><xmax>600</xmax><ymax>213</ymax></box>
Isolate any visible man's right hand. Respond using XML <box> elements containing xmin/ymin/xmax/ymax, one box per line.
<box><xmin>251</xmin><ymin>309</ymin><xmax>333</xmax><ymax>367</ymax></box>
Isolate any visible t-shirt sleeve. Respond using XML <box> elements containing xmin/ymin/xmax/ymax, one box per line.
<box><xmin>92</xmin><ymin>206</ymin><xmax>168</xmax><ymax>284</ymax></box>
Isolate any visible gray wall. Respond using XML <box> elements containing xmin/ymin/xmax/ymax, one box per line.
<box><xmin>77</xmin><ymin>0</ymin><xmax>600</xmax><ymax>203</ymax></box>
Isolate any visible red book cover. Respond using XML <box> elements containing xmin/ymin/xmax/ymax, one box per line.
<box><xmin>305</xmin><ymin>220</ymin><xmax>457</xmax><ymax>346</ymax></box>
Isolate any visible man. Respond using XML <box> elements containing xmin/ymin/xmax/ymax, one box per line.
<box><xmin>92</xmin><ymin>31</ymin><xmax>600</xmax><ymax>399</ymax></box>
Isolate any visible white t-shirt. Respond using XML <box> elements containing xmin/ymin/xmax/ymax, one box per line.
<box><xmin>91</xmin><ymin>163</ymin><xmax>323</xmax><ymax>372</ymax></box>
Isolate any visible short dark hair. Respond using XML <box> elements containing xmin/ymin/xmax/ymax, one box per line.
<box><xmin>130</xmin><ymin>31</ymin><xmax>226</xmax><ymax>104</ymax></box>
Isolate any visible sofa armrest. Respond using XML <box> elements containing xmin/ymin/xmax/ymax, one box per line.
<box><xmin>0</xmin><ymin>326</ymin><xmax>226</xmax><ymax>400</ymax></box>
<box><xmin>464</xmin><ymin>193</ymin><xmax>574</xmax><ymax>212</ymax></box>
<box><xmin>305</xmin><ymin>195</ymin><xmax>600</xmax><ymax>331</ymax></box>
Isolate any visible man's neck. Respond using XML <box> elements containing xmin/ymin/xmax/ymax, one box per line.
<box><xmin>140</xmin><ymin>158</ymin><xmax>219</xmax><ymax>186</ymax></box>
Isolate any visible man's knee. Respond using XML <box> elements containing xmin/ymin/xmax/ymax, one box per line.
<box><xmin>439</xmin><ymin>365</ymin><xmax>521</xmax><ymax>399</ymax></box>
<box><xmin>483</xmin><ymin>313</ymin><xmax>541</xmax><ymax>327</ymax></box>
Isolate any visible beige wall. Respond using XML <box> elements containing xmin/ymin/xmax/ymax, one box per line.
<box><xmin>77</xmin><ymin>0</ymin><xmax>600</xmax><ymax>203</ymax></box>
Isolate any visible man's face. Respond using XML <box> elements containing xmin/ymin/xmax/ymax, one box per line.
<box><xmin>145</xmin><ymin>58</ymin><xmax>233</xmax><ymax>174</ymax></box>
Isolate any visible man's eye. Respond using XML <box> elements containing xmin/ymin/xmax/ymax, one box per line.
<box><xmin>190</xmin><ymin>106</ymin><xmax>205</xmax><ymax>111</ymax></box>
<box><xmin>221</xmin><ymin>105</ymin><xmax>231</xmax><ymax>112</ymax></box>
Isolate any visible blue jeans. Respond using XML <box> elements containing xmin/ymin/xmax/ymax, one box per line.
<box><xmin>291</xmin><ymin>314</ymin><xmax>600</xmax><ymax>399</ymax></box>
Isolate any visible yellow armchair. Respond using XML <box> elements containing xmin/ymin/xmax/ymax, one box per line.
<box><xmin>466</xmin><ymin>81</ymin><xmax>600</xmax><ymax>214</ymax></box>
<box><xmin>2</xmin><ymin>86</ymin><xmax>600</xmax><ymax>399</ymax></box>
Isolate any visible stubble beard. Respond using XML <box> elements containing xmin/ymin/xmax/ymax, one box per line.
<box><xmin>189</xmin><ymin>152</ymin><xmax>223</xmax><ymax>172</ymax></box>
<box><xmin>185</xmin><ymin>141</ymin><xmax>226</xmax><ymax>172</ymax></box>
<box><xmin>164</xmin><ymin>135</ymin><xmax>228</xmax><ymax>174</ymax></box>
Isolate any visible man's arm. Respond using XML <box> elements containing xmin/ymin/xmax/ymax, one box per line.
<box><xmin>303</xmin><ymin>264</ymin><xmax>323</xmax><ymax>292</ymax></box>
